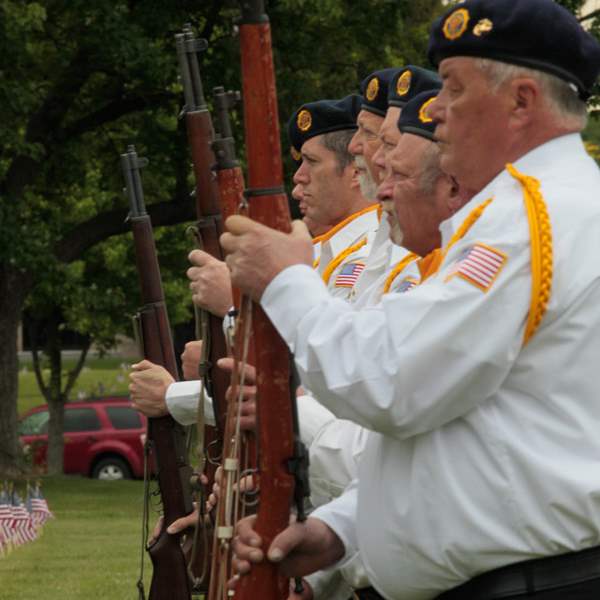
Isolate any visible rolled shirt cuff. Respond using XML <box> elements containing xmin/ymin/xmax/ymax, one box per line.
<box><xmin>311</xmin><ymin>481</ymin><xmax>360</xmax><ymax>571</ymax></box>
<box><xmin>165</xmin><ymin>380</ymin><xmax>216</xmax><ymax>427</ymax></box>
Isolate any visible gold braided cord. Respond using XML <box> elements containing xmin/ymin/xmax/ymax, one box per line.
<box><xmin>442</xmin><ymin>197</ymin><xmax>494</xmax><ymax>260</ymax></box>
<box><xmin>506</xmin><ymin>164</ymin><xmax>553</xmax><ymax>346</ymax></box>
<box><xmin>382</xmin><ymin>253</ymin><xmax>419</xmax><ymax>294</ymax></box>
<box><xmin>316</xmin><ymin>204</ymin><xmax>378</xmax><ymax>244</ymax></box>
<box><xmin>418</xmin><ymin>197</ymin><xmax>495</xmax><ymax>283</ymax></box>
<box><xmin>314</xmin><ymin>205</ymin><xmax>378</xmax><ymax>279</ymax></box>
<box><xmin>321</xmin><ymin>237</ymin><xmax>368</xmax><ymax>285</ymax></box>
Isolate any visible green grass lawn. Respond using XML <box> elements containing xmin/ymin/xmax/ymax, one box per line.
<box><xmin>18</xmin><ymin>356</ymin><xmax>131</xmax><ymax>416</ymax></box>
<box><xmin>0</xmin><ymin>476</ymin><xmax>152</xmax><ymax>599</ymax></box>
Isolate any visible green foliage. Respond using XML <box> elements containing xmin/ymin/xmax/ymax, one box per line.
<box><xmin>2</xmin><ymin>0</ymin><xmax>446</xmax><ymax>363</ymax></box>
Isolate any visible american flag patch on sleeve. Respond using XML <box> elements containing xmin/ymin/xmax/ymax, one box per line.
<box><xmin>335</xmin><ymin>262</ymin><xmax>366</xmax><ymax>288</ymax></box>
<box><xmin>394</xmin><ymin>277</ymin><xmax>419</xmax><ymax>294</ymax></box>
<box><xmin>445</xmin><ymin>243</ymin><xmax>507</xmax><ymax>292</ymax></box>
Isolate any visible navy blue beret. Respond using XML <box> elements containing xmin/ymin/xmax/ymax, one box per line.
<box><xmin>427</xmin><ymin>0</ymin><xmax>600</xmax><ymax>101</ymax></box>
<box><xmin>397</xmin><ymin>90</ymin><xmax>439</xmax><ymax>142</ymax></box>
<box><xmin>359</xmin><ymin>68</ymin><xmax>404</xmax><ymax>116</ymax></box>
<box><xmin>388</xmin><ymin>66</ymin><xmax>441</xmax><ymax>107</ymax></box>
<box><xmin>288</xmin><ymin>95</ymin><xmax>362</xmax><ymax>155</ymax></box>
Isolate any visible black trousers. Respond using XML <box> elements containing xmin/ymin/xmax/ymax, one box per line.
<box><xmin>354</xmin><ymin>544</ymin><xmax>600</xmax><ymax>599</ymax></box>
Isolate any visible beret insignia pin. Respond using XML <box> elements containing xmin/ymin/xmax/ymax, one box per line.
<box><xmin>290</xmin><ymin>146</ymin><xmax>302</xmax><ymax>161</ymax></box>
<box><xmin>297</xmin><ymin>109</ymin><xmax>312</xmax><ymax>132</ymax></box>
<box><xmin>396</xmin><ymin>70</ymin><xmax>412</xmax><ymax>96</ymax></box>
<box><xmin>366</xmin><ymin>77</ymin><xmax>380</xmax><ymax>102</ymax></box>
<box><xmin>443</xmin><ymin>8</ymin><xmax>470</xmax><ymax>41</ymax></box>
<box><xmin>473</xmin><ymin>18</ymin><xmax>493</xmax><ymax>37</ymax></box>
<box><xmin>418</xmin><ymin>97</ymin><xmax>436</xmax><ymax>123</ymax></box>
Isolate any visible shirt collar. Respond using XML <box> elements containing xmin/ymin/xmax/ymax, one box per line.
<box><xmin>439</xmin><ymin>133</ymin><xmax>583</xmax><ymax>247</ymax></box>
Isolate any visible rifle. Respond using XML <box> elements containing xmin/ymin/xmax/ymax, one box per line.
<box><xmin>121</xmin><ymin>146</ymin><xmax>193</xmax><ymax>600</ymax></box>
<box><xmin>175</xmin><ymin>26</ymin><xmax>230</xmax><ymax>439</ymax></box>
<box><xmin>176</xmin><ymin>28</ymin><xmax>243</xmax><ymax>594</ymax></box>
<box><xmin>207</xmin><ymin>85</ymin><xmax>261</xmax><ymax>600</ymax></box>
<box><xmin>234</xmin><ymin>2</ymin><xmax>310</xmax><ymax>598</ymax></box>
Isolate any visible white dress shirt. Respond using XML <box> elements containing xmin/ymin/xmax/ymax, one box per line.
<box><xmin>261</xmin><ymin>134</ymin><xmax>600</xmax><ymax>599</ymax></box>
<box><xmin>349</xmin><ymin>216</ymin><xmax>392</xmax><ymax>302</ymax></box>
<box><xmin>165</xmin><ymin>381</ymin><xmax>215</xmax><ymax>427</ymax></box>
<box><xmin>316</xmin><ymin>206</ymin><xmax>380</xmax><ymax>299</ymax></box>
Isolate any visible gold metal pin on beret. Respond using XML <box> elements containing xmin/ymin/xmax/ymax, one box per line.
<box><xmin>443</xmin><ymin>8</ymin><xmax>470</xmax><ymax>41</ymax></box>
<box><xmin>297</xmin><ymin>109</ymin><xmax>312</xmax><ymax>132</ymax></box>
<box><xmin>396</xmin><ymin>70</ymin><xmax>412</xmax><ymax>96</ymax></box>
<box><xmin>473</xmin><ymin>18</ymin><xmax>493</xmax><ymax>37</ymax></box>
<box><xmin>419</xmin><ymin>97</ymin><xmax>436</xmax><ymax>124</ymax></box>
<box><xmin>366</xmin><ymin>77</ymin><xmax>380</xmax><ymax>102</ymax></box>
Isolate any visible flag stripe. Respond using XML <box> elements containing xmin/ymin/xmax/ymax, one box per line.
<box><xmin>448</xmin><ymin>243</ymin><xmax>507</xmax><ymax>292</ymax></box>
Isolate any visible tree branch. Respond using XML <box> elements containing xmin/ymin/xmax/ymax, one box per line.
<box><xmin>28</xmin><ymin>321</ymin><xmax>51</xmax><ymax>403</ymax></box>
<box><xmin>579</xmin><ymin>9</ymin><xmax>600</xmax><ymax>23</ymax></box>
<box><xmin>201</xmin><ymin>0</ymin><xmax>224</xmax><ymax>42</ymax></box>
<box><xmin>54</xmin><ymin>196</ymin><xmax>195</xmax><ymax>263</ymax></box>
<box><xmin>2</xmin><ymin>47</ymin><xmax>92</xmax><ymax>201</ymax></box>
<box><xmin>58</xmin><ymin>91</ymin><xmax>178</xmax><ymax>142</ymax></box>
<box><xmin>63</xmin><ymin>338</ymin><xmax>91</xmax><ymax>399</ymax></box>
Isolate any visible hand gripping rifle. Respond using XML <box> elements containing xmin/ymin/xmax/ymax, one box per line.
<box><xmin>233</xmin><ymin>2</ymin><xmax>310</xmax><ymax>598</ymax></box>
<box><xmin>175</xmin><ymin>29</ymin><xmax>246</xmax><ymax>594</ymax></box>
<box><xmin>121</xmin><ymin>146</ymin><xmax>193</xmax><ymax>600</ymax></box>
<box><xmin>175</xmin><ymin>26</ymin><xmax>230</xmax><ymax>440</ymax></box>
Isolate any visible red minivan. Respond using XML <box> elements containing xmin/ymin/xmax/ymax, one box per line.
<box><xmin>18</xmin><ymin>397</ymin><xmax>147</xmax><ymax>480</ymax></box>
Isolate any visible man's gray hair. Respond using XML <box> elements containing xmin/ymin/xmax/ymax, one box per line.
<box><xmin>319</xmin><ymin>129</ymin><xmax>356</xmax><ymax>173</ymax></box>
<box><xmin>476</xmin><ymin>58</ymin><xmax>588</xmax><ymax>130</ymax></box>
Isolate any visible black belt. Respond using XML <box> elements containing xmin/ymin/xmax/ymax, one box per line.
<box><xmin>353</xmin><ymin>588</ymin><xmax>385</xmax><ymax>600</ymax></box>
<box><xmin>354</xmin><ymin>545</ymin><xmax>600</xmax><ymax>600</ymax></box>
<box><xmin>437</xmin><ymin>544</ymin><xmax>600</xmax><ymax>599</ymax></box>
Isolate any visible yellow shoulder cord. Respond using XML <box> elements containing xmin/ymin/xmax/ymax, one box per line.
<box><xmin>506</xmin><ymin>164</ymin><xmax>553</xmax><ymax>345</ymax></box>
<box><xmin>312</xmin><ymin>235</ymin><xmax>324</xmax><ymax>269</ymax></box>
<box><xmin>322</xmin><ymin>237</ymin><xmax>368</xmax><ymax>285</ymax></box>
<box><xmin>382</xmin><ymin>253</ymin><xmax>419</xmax><ymax>294</ymax></box>
<box><xmin>317</xmin><ymin>203</ymin><xmax>379</xmax><ymax>243</ymax></box>
<box><xmin>311</xmin><ymin>205</ymin><xmax>377</xmax><ymax>270</ymax></box>
<box><xmin>443</xmin><ymin>197</ymin><xmax>495</xmax><ymax>258</ymax></box>
<box><xmin>419</xmin><ymin>196</ymin><xmax>495</xmax><ymax>283</ymax></box>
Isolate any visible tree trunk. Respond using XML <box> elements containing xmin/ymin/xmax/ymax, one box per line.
<box><xmin>45</xmin><ymin>312</ymin><xmax>65</xmax><ymax>476</ymax></box>
<box><xmin>0</xmin><ymin>266</ymin><xmax>26</xmax><ymax>477</ymax></box>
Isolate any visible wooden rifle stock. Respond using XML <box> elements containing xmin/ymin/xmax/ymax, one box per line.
<box><xmin>121</xmin><ymin>146</ymin><xmax>193</xmax><ymax>600</ymax></box>
<box><xmin>235</xmin><ymin>3</ymin><xmax>309</xmax><ymax>598</ymax></box>
<box><xmin>175</xmin><ymin>27</ymin><xmax>229</xmax><ymax>438</ymax></box>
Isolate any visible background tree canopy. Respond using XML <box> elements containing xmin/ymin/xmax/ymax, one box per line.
<box><xmin>0</xmin><ymin>0</ymin><xmax>598</xmax><ymax>474</ymax></box>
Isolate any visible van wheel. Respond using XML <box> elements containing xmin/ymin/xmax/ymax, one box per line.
<box><xmin>92</xmin><ymin>457</ymin><xmax>132</xmax><ymax>480</ymax></box>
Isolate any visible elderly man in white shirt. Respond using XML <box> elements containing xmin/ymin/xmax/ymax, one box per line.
<box><xmin>222</xmin><ymin>1</ymin><xmax>600</xmax><ymax>598</ymax></box>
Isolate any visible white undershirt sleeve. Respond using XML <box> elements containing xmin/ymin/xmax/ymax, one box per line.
<box><xmin>165</xmin><ymin>380</ymin><xmax>216</xmax><ymax>427</ymax></box>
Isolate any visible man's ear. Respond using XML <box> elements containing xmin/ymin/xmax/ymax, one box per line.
<box><xmin>507</xmin><ymin>77</ymin><xmax>541</xmax><ymax>130</ymax></box>
<box><xmin>445</xmin><ymin>175</ymin><xmax>469</xmax><ymax>214</ymax></box>
<box><xmin>346</xmin><ymin>164</ymin><xmax>362</xmax><ymax>190</ymax></box>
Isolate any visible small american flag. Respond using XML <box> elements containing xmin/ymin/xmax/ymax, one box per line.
<box><xmin>29</xmin><ymin>485</ymin><xmax>53</xmax><ymax>526</ymax></box>
<box><xmin>446</xmin><ymin>243</ymin><xmax>507</xmax><ymax>292</ymax></box>
<box><xmin>0</xmin><ymin>490</ymin><xmax>12</xmax><ymax>555</ymax></box>
<box><xmin>394</xmin><ymin>277</ymin><xmax>419</xmax><ymax>294</ymax></box>
<box><xmin>11</xmin><ymin>492</ymin><xmax>36</xmax><ymax>545</ymax></box>
<box><xmin>335</xmin><ymin>262</ymin><xmax>365</xmax><ymax>288</ymax></box>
